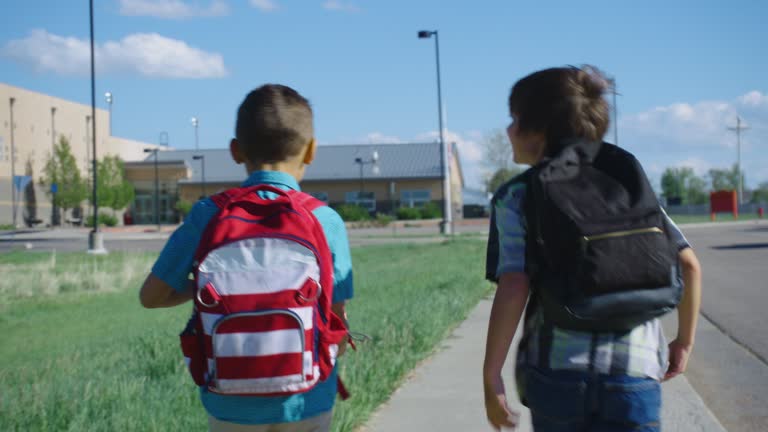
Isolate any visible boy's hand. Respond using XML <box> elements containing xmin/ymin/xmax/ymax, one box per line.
<box><xmin>664</xmin><ymin>338</ymin><xmax>692</xmax><ymax>381</ymax></box>
<box><xmin>484</xmin><ymin>375</ymin><xmax>519</xmax><ymax>430</ymax></box>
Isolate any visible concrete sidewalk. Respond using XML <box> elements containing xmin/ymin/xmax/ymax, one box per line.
<box><xmin>365</xmin><ymin>298</ymin><xmax>726</xmax><ymax>432</ymax></box>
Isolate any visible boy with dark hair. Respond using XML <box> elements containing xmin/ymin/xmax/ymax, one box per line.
<box><xmin>483</xmin><ymin>66</ymin><xmax>702</xmax><ymax>431</ymax></box>
<box><xmin>140</xmin><ymin>84</ymin><xmax>353</xmax><ymax>432</ymax></box>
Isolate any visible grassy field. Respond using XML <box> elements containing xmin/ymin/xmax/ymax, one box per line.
<box><xmin>0</xmin><ymin>240</ymin><xmax>491</xmax><ymax>432</ymax></box>
<box><xmin>669</xmin><ymin>213</ymin><xmax>762</xmax><ymax>225</ymax></box>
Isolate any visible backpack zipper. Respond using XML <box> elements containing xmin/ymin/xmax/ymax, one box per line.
<box><xmin>582</xmin><ymin>227</ymin><xmax>663</xmax><ymax>242</ymax></box>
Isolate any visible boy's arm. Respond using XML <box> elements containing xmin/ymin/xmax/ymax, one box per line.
<box><xmin>665</xmin><ymin>247</ymin><xmax>702</xmax><ymax>380</ymax></box>
<box><xmin>139</xmin><ymin>275</ymin><xmax>194</xmax><ymax>308</ymax></box>
<box><xmin>139</xmin><ymin>199</ymin><xmax>218</xmax><ymax>309</ymax></box>
<box><xmin>483</xmin><ymin>272</ymin><xmax>527</xmax><ymax>430</ymax></box>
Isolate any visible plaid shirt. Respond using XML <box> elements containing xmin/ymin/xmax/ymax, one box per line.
<box><xmin>486</xmin><ymin>174</ymin><xmax>690</xmax><ymax>380</ymax></box>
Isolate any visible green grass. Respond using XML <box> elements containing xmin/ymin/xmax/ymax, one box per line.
<box><xmin>669</xmin><ymin>213</ymin><xmax>763</xmax><ymax>224</ymax></box>
<box><xmin>0</xmin><ymin>240</ymin><xmax>491</xmax><ymax>432</ymax></box>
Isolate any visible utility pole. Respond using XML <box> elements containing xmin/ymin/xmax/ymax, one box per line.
<box><xmin>727</xmin><ymin>116</ymin><xmax>750</xmax><ymax>205</ymax></box>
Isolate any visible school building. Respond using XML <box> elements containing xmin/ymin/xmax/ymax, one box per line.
<box><xmin>1</xmin><ymin>82</ymin><xmax>464</xmax><ymax>227</ymax></box>
<box><xmin>124</xmin><ymin>142</ymin><xmax>464</xmax><ymax>225</ymax></box>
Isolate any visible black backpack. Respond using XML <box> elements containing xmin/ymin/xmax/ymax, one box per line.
<box><xmin>524</xmin><ymin>140</ymin><xmax>682</xmax><ymax>331</ymax></box>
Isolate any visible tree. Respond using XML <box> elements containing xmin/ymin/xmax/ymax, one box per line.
<box><xmin>751</xmin><ymin>182</ymin><xmax>768</xmax><ymax>204</ymax></box>
<box><xmin>708</xmin><ymin>164</ymin><xmax>743</xmax><ymax>191</ymax></box>
<box><xmin>481</xmin><ymin>129</ymin><xmax>524</xmax><ymax>193</ymax></box>
<box><xmin>482</xmin><ymin>129</ymin><xmax>514</xmax><ymax>173</ymax></box>
<box><xmin>486</xmin><ymin>167</ymin><xmax>524</xmax><ymax>194</ymax></box>
<box><xmin>93</xmin><ymin>155</ymin><xmax>135</xmax><ymax>215</ymax></box>
<box><xmin>660</xmin><ymin>167</ymin><xmax>708</xmax><ymax>205</ymax></box>
<box><xmin>40</xmin><ymin>137</ymin><xmax>87</xmax><ymax>218</ymax></box>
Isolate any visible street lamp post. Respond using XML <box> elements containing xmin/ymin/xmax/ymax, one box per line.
<box><xmin>418</xmin><ymin>29</ymin><xmax>452</xmax><ymax>235</ymax></box>
<box><xmin>88</xmin><ymin>0</ymin><xmax>106</xmax><ymax>254</ymax></box>
<box><xmin>105</xmin><ymin>92</ymin><xmax>113</xmax><ymax>136</ymax></box>
<box><xmin>9</xmin><ymin>97</ymin><xmax>17</xmax><ymax>228</ymax></box>
<box><xmin>191</xmin><ymin>117</ymin><xmax>199</xmax><ymax>150</ymax></box>
<box><xmin>354</xmin><ymin>151</ymin><xmax>379</xmax><ymax>211</ymax></box>
<box><xmin>144</xmin><ymin>148</ymin><xmax>160</xmax><ymax>231</ymax></box>
<box><xmin>193</xmin><ymin>155</ymin><xmax>207</xmax><ymax>198</ymax></box>
<box><xmin>50</xmin><ymin>106</ymin><xmax>59</xmax><ymax>226</ymax></box>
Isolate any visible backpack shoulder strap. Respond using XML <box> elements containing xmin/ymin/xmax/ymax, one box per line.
<box><xmin>291</xmin><ymin>191</ymin><xmax>327</xmax><ymax>212</ymax></box>
<box><xmin>208</xmin><ymin>187</ymin><xmax>240</xmax><ymax>209</ymax></box>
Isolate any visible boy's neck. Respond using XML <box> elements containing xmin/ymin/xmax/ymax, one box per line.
<box><xmin>244</xmin><ymin>160</ymin><xmax>306</xmax><ymax>183</ymax></box>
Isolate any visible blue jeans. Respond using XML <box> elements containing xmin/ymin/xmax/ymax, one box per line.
<box><xmin>519</xmin><ymin>366</ymin><xmax>661</xmax><ymax>432</ymax></box>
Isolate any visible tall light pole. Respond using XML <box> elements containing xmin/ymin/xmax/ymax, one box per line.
<box><xmin>418</xmin><ymin>29</ymin><xmax>452</xmax><ymax>235</ymax></box>
<box><xmin>87</xmin><ymin>0</ymin><xmax>106</xmax><ymax>254</ymax></box>
<box><xmin>144</xmin><ymin>148</ymin><xmax>160</xmax><ymax>231</ymax></box>
<box><xmin>9</xmin><ymin>97</ymin><xmax>17</xmax><ymax>228</ymax></box>
<box><xmin>104</xmin><ymin>92</ymin><xmax>113</xmax><ymax>136</ymax></box>
<box><xmin>728</xmin><ymin>116</ymin><xmax>750</xmax><ymax>205</ymax></box>
<box><xmin>354</xmin><ymin>151</ymin><xmax>379</xmax><ymax>210</ymax></box>
<box><xmin>50</xmin><ymin>106</ymin><xmax>61</xmax><ymax>226</ymax></box>
<box><xmin>193</xmin><ymin>154</ymin><xmax>207</xmax><ymax>198</ymax></box>
<box><xmin>191</xmin><ymin>116</ymin><xmax>199</xmax><ymax>150</ymax></box>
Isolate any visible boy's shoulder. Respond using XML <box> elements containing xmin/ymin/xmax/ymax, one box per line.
<box><xmin>491</xmin><ymin>169</ymin><xmax>533</xmax><ymax>206</ymax></box>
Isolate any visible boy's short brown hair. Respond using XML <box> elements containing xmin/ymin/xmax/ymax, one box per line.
<box><xmin>235</xmin><ymin>84</ymin><xmax>314</xmax><ymax>164</ymax></box>
<box><xmin>508</xmin><ymin>66</ymin><xmax>610</xmax><ymax>156</ymax></box>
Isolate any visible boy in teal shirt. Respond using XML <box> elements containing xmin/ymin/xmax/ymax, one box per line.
<box><xmin>140</xmin><ymin>84</ymin><xmax>353</xmax><ymax>432</ymax></box>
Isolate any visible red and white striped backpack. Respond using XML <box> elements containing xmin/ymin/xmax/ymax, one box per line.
<box><xmin>179</xmin><ymin>184</ymin><xmax>349</xmax><ymax>396</ymax></box>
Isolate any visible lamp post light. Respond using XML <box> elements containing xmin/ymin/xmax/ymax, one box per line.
<box><xmin>192</xmin><ymin>155</ymin><xmax>207</xmax><ymax>198</ymax></box>
<box><xmin>354</xmin><ymin>151</ymin><xmax>379</xmax><ymax>211</ymax></box>
<box><xmin>104</xmin><ymin>92</ymin><xmax>113</xmax><ymax>136</ymax></box>
<box><xmin>9</xmin><ymin>97</ymin><xmax>17</xmax><ymax>228</ymax></box>
<box><xmin>418</xmin><ymin>29</ymin><xmax>452</xmax><ymax>235</ymax></box>
<box><xmin>144</xmin><ymin>148</ymin><xmax>160</xmax><ymax>231</ymax></box>
<box><xmin>88</xmin><ymin>0</ymin><xmax>106</xmax><ymax>254</ymax></box>
<box><xmin>191</xmin><ymin>116</ymin><xmax>199</xmax><ymax>150</ymax></box>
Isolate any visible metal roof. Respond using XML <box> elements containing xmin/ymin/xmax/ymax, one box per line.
<box><xmin>142</xmin><ymin>142</ymin><xmax>445</xmax><ymax>184</ymax></box>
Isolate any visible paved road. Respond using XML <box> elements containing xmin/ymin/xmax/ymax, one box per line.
<box><xmin>674</xmin><ymin>221</ymin><xmax>768</xmax><ymax>432</ymax></box>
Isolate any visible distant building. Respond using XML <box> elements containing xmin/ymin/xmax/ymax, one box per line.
<box><xmin>1</xmin><ymin>82</ymin><xmax>464</xmax><ymax>227</ymax></box>
<box><xmin>124</xmin><ymin>143</ymin><xmax>464</xmax><ymax>224</ymax></box>
<box><xmin>0</xmin><ymin>83</ymin><xmax>164</xmax><ymax>227</ymax></box>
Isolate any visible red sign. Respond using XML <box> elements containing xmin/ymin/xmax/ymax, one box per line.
<box><xmin>710</xmin><ymin>190</ymin><xmax>738</xmax><ymax>219</ymax></box>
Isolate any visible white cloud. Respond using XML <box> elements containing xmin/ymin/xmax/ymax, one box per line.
<box><xmin>621</xmin><ymin>90</ymin><xmax>768</xmax><ymax>188</ymax></box>
<box><xmin>250</xmin><ymin>0</ymin><xmax>278</xmax><ymax>12</ymax></box>
<box><xmin>739</xmin><ymin>90</ymin><xmax>768</xmax><ymax>108</ymax></box>
<box><xmin>119</xmin><ymin>0</ymin><xmax>229</xmax><ymax>19</ymax></box>
<box><xmin>2</xmin><ymin>29</ymin><xmax>227</xmax><ymax>79</ymax></box>
<box><xmin>322</xmin><ymin>0</ymin><xmax>361</xmax><ymax>12</ymax></box>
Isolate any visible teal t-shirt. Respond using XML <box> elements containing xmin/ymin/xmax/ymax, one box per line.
<box><xmin>152</xmin><ymin>170</ymin><xmax>354</xmax><ymax>424</ymax></box>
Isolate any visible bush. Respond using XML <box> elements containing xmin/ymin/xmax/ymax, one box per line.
<box><xmin>420</xmin><ymin>202</ymin><xmax>442</xmax><ymax>219</ymax></box>
<box><xmin>85</xmin><ymin>213</ymin><xmax>118</xmax><ymax>227</ymax></box>
<box><xmin>174</xmin><ymin>199</ymin><xmax>193</xmax><ymax>218</ymax></box>
<box><xmin>335</xmin><ymin>204</ymin><xmax>371</xmax><ymax>222</ymax></box>
<box><xmin>396</xmin><ymin>207</ymin><xmax>422</xmax><ymax>220</ymax></box>
<box><xmin>375</xmin><ymin>213</ymin><xmax>394</xmax><ymax>227</ymax></box>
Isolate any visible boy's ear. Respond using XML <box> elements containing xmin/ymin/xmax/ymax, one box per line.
<box><xmin>230</xmin><ymin>139</ymin><xmax>245</xmax><ymax>164</ymax></box>
<box><xmin>302</xmin><ymin>138</ymin><xmax>317</xmax><ymax>165</ymax></box>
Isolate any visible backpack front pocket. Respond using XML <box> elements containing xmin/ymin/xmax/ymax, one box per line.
<box><xmin>578</xmin><ymin>227</ymin><xmax>674</xmax><ymax>295</ymax></box>
<box><xmin>209</xmin><ymin>309</ymin><xmax>317</xmax><ymax>395</ymax></box>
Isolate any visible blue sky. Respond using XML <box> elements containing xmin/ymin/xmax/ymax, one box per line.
<box><xmin>1</xmin><ymin>0</ymin><xmax>766</xmax><ymax>191</ymax></box>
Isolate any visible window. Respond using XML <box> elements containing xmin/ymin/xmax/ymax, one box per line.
<box><xmin>401</xmin><ymin>190</ymin><xmax>431</xmax><ymax>208</ymax></box>
<box><xmin>309</xmin><ymin>192</ymin><xmax>329</xmax><ymax>203</ymax></box>
<box><xmin>345</xmin><ymin>191</ymin><xmax>376</xmax><ymax>211</ymax></box>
